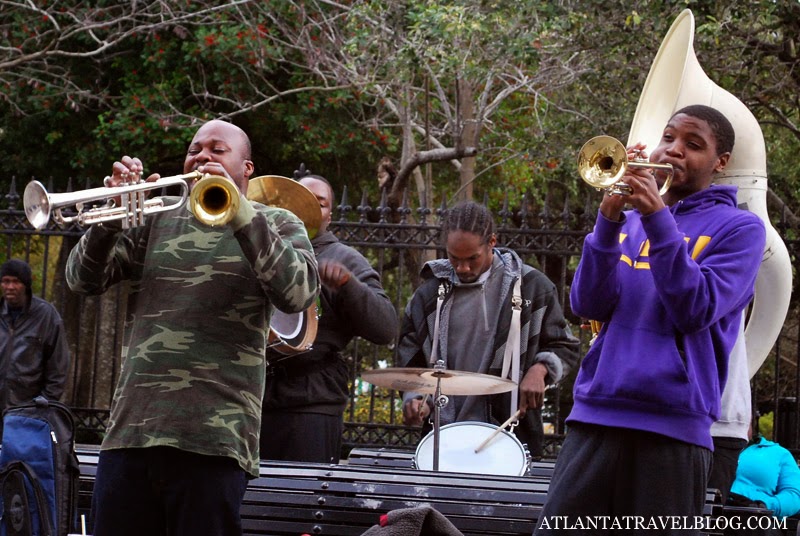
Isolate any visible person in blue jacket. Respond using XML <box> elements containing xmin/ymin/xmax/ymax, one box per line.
<box><xmin>535</xmin><ymin>104</ymin><xmax>766</xmax><ymax>535</ymax></box>
<box><xmin>730</xmin><ymin>435</ymin><xmax>800</xmax><ymax>518</ymax></box>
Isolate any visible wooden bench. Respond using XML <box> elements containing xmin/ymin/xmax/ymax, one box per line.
<box><xmin>347</xmin><ymin>447</ymin><xmax>558</xmax><ymax>478</ymax></box>
<box><xmin>75</xmin><ymin>446</ymin><xmax>782</xmax><ymax>536</ymax></box>
<box><xmin>76</xmin><ymin>446</ymin><xmax>548</xmax><ymax>535</ymax></box>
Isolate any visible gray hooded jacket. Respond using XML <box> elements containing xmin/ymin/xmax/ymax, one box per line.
<box><xmin>397</xmin><ymin>247</ymin><xmax>579</xmax><ymax>457</ymax></box>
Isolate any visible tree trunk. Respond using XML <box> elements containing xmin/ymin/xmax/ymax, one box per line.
<box><xmin>456</xmin><ymin>79</ymin><xmax>478</xmax><ymax>203</ymax></box>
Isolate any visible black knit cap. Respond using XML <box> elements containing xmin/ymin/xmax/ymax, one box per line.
<box><xmin>1</xmin><ymin>259</ymin><xmax>33</xmax><ymax>294</ymax></box>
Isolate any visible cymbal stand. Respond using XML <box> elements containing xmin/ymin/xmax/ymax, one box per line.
<box><xmin>431</xmin><ymin>360</ymin><xmax>449</xmax><ymax>471</ymax></box>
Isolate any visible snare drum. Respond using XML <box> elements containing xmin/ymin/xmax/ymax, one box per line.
<box><xmin>268</xmin><ymin>304</ymin><xmax>318</xmax><ymax>355</ymax></box>
<box><xmin>414</xmin><ymin>421</ymin><xmax>530</xmax><ymax>476</ymax></box>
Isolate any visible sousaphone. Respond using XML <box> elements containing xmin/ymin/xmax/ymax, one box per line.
<box><xmin>628</xmin><ymin>9</ymin><xmax>792</xmax><ymax>377</ymax></box>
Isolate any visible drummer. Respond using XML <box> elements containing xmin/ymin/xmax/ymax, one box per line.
<box><xmin>398</xmin><ymin>201</ymin><xmax>580</xmax><ymax>459</ymax></box>
<box><xmin>261</xmin><ymin>168</ymin><xmax>398</xmax><ymax>464</ymax></box>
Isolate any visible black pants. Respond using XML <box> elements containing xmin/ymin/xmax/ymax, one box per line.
<box><xmin>534</xmin><ymin>423</ymin><xmax>712</xmax><ymax>535</ymax></box>
<box><xmin>709</xmin><ymin>436</ymin><xmax>747</xmax><ymax>504</ymax></box>
<box><xmin>260</xmin><ymin>411</ymin><xmax>343</xmax><ymax>463</ymax></box>
<box><xmin>91</xmin><ymin>447</ymin><xmax>248</xmax><ymax>536</ymax></box>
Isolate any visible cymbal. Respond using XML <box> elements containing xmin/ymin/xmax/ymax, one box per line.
<box><xmin>246</xmin><ymin>175</ymin><xmax>321</xmax><ymax>239</ymax></box>
<box><xmin>361</xmin><ymin>368</ymin><xmax>517</xmax><ymax>396</ymax></box>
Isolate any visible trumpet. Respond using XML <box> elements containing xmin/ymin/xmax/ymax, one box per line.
<box><xmin>577</xmin><ymin>135</ymin><xmax>673</xmax><ymax>196</ymax></box>
<box><xmin>24</xmin><ymin>171</ymin><xmax>240</xmax><ymax>230</ymax></box>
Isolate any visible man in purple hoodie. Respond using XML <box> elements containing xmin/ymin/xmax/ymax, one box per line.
<box><xmin>534</xmin><ymin>105</ymin><xmax>766</xmax><ymax>535</ymax></box>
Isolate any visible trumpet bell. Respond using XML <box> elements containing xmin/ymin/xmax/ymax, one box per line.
<box><xmin>23</xmin><ymin>180</ymin><xmax>52</xmax><ymax>230</ymax></box>
<box><xmin>577</xmin><ymin>135</ymin><xmax>673</xmax><ymax>196</ymax></box>
<box><xmin>189</xmin><ymin>175</ymin><xmax>240</xmax><ymax>227</ymax></box>
<box><xmin>577</xmin><ymin>136</ymin><xmax>628</xmax><ymax>191</ymax></box>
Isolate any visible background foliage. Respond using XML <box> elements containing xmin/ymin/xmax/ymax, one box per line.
<box><xmin>2</xmin><ymin>0</ymin><xmax>799</xmax><ymax>425</ymax></box>
<box><xmin>2</xmin><ymin>1</ymin><xmax>797</xmax><ymax>214</ymax></box>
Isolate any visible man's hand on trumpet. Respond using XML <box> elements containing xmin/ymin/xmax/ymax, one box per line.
<box><xmin>192</xmin><ymin>161</ymin><xmax>237</xmax><ymax>192</ymax></box>
<box><xmin>104</xmin><ymin>156</ymin><xmax>159</xmax><ymax>188</ymax></box>
<box><xmin>600</xmin><ymin>142</ymin><xmax>666</xmax><ymax>221</ymax></box>
<box><xmin>102</xmin><ymin>156</ymin><xmax>160</xmax><ymax>210</ymax></box>
<box><xmin>104</xmin><ymin>157</ymin><xmax>236</xmax><ymax>193</ymax></box>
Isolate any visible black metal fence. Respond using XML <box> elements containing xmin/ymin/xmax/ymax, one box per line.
<box><xmin>2</xmin><ymin>177</ymin><xmax>799</xmax><ymax>458</ymax></box>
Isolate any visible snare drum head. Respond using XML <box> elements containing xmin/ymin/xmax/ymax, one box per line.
<box><xmin>414</xmin><ymin>421</ymin><xmax>527</xmax><ymax>476</ymax></box>
<box><xmin>270</xmin><ymin>310</ymin><xmax>304</xmax><ymax>342</ymax></box>
<box><xmin>268</xmin><ymin>306</ymin><xmax>318</xmax><ymax>355</ymax></box>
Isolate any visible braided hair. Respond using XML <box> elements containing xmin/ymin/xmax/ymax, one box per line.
<box><xmin>441</xmin><ymin>201</ymin><xmax>495</xmax><ymax>246</ymax></box>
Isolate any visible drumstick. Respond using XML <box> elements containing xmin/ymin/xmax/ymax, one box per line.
<box><xmin>474</xmin><ymin>409</ymin><xmax>522</xmax><ymax>454</ymax></box>
<box><xmin>418</xmin><ymin>394</ymin><xmax>430</xmax><ymax>420</ymax></box>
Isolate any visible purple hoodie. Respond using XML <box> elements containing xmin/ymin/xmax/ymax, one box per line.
<box><xmin>569</xmin><ymin>185</ymin><xmax>765</xmax><ymax>449</ymax></box>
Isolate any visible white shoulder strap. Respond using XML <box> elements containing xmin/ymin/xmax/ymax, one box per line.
<box><xmin>501</xmin><ymin>277</ymin><xmax>522</xmax><ymax>415</ymax></box>
<box><xmin>429</xmin><ymin>283</ymin><xmax>446</xmax><ymax>365</ymax></box>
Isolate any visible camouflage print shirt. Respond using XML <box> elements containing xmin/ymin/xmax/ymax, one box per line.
<box><xmin>66</xmin><ymin>198</ymin><xmax>319</xmax><ymax>477</ymax></box>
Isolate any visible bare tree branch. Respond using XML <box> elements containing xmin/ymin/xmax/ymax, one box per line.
<box><xmin>392</xmin><ymin>146</ymin><xmax>479</xmax><ymax>196</ymax></box>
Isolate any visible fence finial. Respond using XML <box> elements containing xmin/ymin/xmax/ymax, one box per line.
<box><xmin>6</xmin><ymin>176</ymin><xmax>19</xmax><ymax>209</ymax></box>
<box><xmin>293</xmin><ymin>163</ymin><xmax>311</xmax><ymax>180</ymax></box>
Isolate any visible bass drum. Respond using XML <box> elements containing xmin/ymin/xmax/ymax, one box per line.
<box><xmin>414</xmin><ymin>421</ymin><xmax>530</xmax><ymax>476</ymax></box>
<box><xmin>268</xmin><ymin>304</ymin><xmax>318</xmax><ymax>356</ymax></box>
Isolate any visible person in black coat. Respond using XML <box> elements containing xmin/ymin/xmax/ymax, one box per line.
<box><xmin>260</xmin><ymin>172</ymin><xmax>398</xmax><ymax>463</ymax></box>
<box><xmin>0</xmin><ymin>259</ymin><xmax>69</xmax><ymax>439</ymax></box>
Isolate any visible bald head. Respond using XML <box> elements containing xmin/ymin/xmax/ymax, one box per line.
<box><xmin>195</xmin><ymin>120</ymin><xmax>252</xmax><ymax>160</ymax></box>
<box><xmin>184</xmin><ymin>120</ymin><xmax>254</xmax><ymax>193</ymax></box>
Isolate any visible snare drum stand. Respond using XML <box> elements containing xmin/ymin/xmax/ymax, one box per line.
<box><xmin>431</xmin><ymin>360</ymin><xmax>449</xmax><ymax>471</ymax></box>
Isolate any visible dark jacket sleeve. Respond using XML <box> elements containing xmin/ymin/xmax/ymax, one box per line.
<box><xmin>65</xmin><ymin>223</ymin><xmax>136</xmax><ymax>295</ymax></box>
<box><xmin>397</xmin><ymin>305</ymin><xmax>425</xmax><ymax>368</ymax></box>
<box><xmin>396</xmin><ymin>278</ymin><xmax>441</xmax><ymax>369</ymax></box>
<box><xmin>330</xmin><ymin>247</ymin><xmax>397</xmax><ymax>345</ymax></box>
<box><xmin>41</xmin><ymin>308</ymin><xmax>69</xmax><ymax>401</ymax></box>
<box><xmin>522</xmin><ymin>267</ymin><xmax>580</xmax><ymax>385</ymax></box>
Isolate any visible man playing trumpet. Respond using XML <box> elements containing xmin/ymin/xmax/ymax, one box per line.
<box><xmin>66</xmin><ymin>119</ymin><xmax>319</xmax><ymax>536</ymax></box>
<box><xmin>535</xmin><ymin>105</ymin><xmax>766</xmax><ymax>534</ymax></box>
